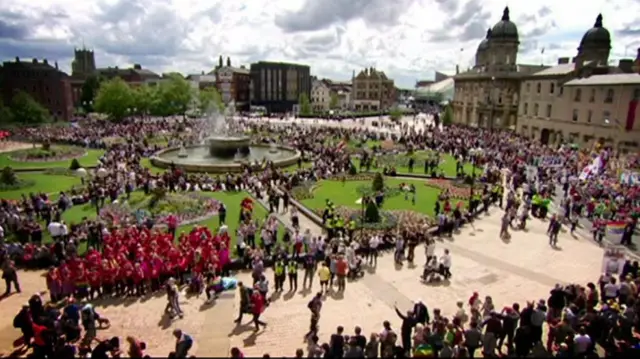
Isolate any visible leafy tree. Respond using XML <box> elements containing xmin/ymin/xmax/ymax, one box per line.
<box><xmin>131</xmin><ymin>85</ymin><xmax>156</xmax><ymax>116</ymax></box>
<box><xmin>157</xmin><ymin>74</ymin><xmax>193</xmax><ymax>117</ymax></box>
<box><xmin>364</xmin><ymin>200</ymin><xmax>380</xmax><ymax>223</ymax></box>
<box><xmin>329</xmin><ymin>93</ymin><xmax>340</xmax><ymax>109</ymax></box>
<box><xmin>0</xmin><ymin>99</ymin><xmax>14</xmax><ymax>124</ymax></box>
<box><xmin>389</xmin><ymin>107</ymin><xmax>403</xmax><ymax>121</ymax></box>
<box><xmin>372</xmin><ymin>172</ymin><xmax>384</xmax><ymax>192</ymax></box>
<box><xmin>80</xmin><ymin>75</ymin><xmax>101</xmax><ymax>112</ymax></box>
<box><xmin>1</xmin><ymin>166</ymin><xmax>17</xmax><ymax>185</ymax></box>
<box><xmin>69</xmin><ymin>158</ymin><xmax>81</xmax><ymax>170</ymax></box>
<box><xmin>10</xmin><ymin>91</ymin><xmax>50</xmax><ymax>124</ymax></box>
<box><xmin>298</xmin><ymin>93</ymin><xmax>312</xmax><ymax>115</ymax></box>
<box><xmin>198</xmin><ymin>87</ymin><xmax>224</xmax><ymax>113</ymax></box>
<box><xmin>94</xmin><ymin>78</ymin><xmax>134</xmax><ymax>122</ymax></box>
<box><xmin>442</xmin><ymin>105</ymin><xmax>453</xmax><ymax>126</ymax></box>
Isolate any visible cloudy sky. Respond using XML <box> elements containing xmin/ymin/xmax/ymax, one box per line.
<box><xmin>1</xmin><ymin>0</ymin><xmax>639</xmax><ymax>88</ymax></box>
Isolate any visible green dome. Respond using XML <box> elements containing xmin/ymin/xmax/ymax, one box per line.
<box><xmin>477</xmin><ymin>29</ymin><xmax>492</xmax><ymax>51</ymax></box>
<box><xmin>580</xmin><ymin>14</ymin><xmax>611</xmax><ymax>49</ymax></box>
<box><xmin>491</xmin><ymin>7</ymin><xmax>518</xmax><ymax>41</ymax></box>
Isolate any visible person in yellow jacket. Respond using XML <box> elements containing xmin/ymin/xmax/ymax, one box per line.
<box><xmin>274</xmin><ymin>259</ymin><xmax>286</xmax><ymax>292</ymax></box>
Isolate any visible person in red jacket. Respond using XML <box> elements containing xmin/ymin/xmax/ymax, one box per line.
<box><xmin>133</xmin><ymin>263</ymin><xmax>145</xmax><ymax>296</ymax></box>
<box><xmin>250</xmin><ymin>286</ymin><xmax>267</xmax><ymax>331</ymax></box>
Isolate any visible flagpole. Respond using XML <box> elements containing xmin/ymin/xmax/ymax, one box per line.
<box><xmin>540</xmin><ymin>47</ymin><xmax>545</xmax><ymax>66</ymax></box>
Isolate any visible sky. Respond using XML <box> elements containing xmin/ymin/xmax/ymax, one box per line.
<box><xmin>1</xmin><ymin>0</ymin><xmax>639</xmax><ymax>89</ymax></box>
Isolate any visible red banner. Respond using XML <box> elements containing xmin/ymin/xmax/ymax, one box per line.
<box><xmin>626</xmin><ymin>100</ymin><xmax>638</xmax><ymax>131</ymax></box>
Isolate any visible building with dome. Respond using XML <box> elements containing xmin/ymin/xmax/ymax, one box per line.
<box><xmin>516</xmin><ymin>14</ymin><xmax>640</xmax><ymax>152</ymax></box>
<box><xmin>451</xmin><ymin>7</ymin><xmax>546</xmax><ymax>129</ymax></box>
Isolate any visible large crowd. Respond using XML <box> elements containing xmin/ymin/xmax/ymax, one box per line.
<box><xmin>0</xmin><ymin>112</ymin><xmax>638</xmax><ymax>358</ymax></box>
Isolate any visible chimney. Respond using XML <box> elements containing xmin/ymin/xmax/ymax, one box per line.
<box><xmin>32</xmin><ymin>58</ymin><xmax>38</xmax><ymax>64</ymax></box>
<box><xmin>15</xmin><ymin>57</ymin><xmax>19</xmax><ymax>62</ymax></box>
<box><xmin>43</xmin><ymin>59</ymin><xmax>48</xmax><ymax>65</ymax></box>
<box><xmin>618</xmin><ymin>59</ymin><xmax>633</xmax><ymax>73</ymax></box>
<box><xmin>201</xmin><ymin>70</ymin><xmax>204</xmax><ymax>75</ymax></box>
<box><xmin>557</xmin><ymin>57</ymin><xmax>570</xmax><ymax>65</ymax></box>
<box><xmin>456</xmin><ymin>64</ymin><xmax>460</xmax><ymax>74</ymax></box>
<box><xmin>55</xmin><ymin>61</ymin><xmax>58</xmax><ymax>69</ymax></box>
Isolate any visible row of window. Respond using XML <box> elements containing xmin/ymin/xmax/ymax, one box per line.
<box><xmin>527</xmin><ymin>81</ymin><xmax>640</xmax><ymax>103</ymax></box>
<box><xmin>522</xmin><ymin>103</ymin><xmax>553</xmax><ymax>118</ymax></box>
<box><xmin>571</xmin><ymin>109</ymin><xmax>612</xmax><ymax>124</ymax></box>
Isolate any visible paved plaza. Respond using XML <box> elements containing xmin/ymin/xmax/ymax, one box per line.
<box><xmin>0</xmin><ymin>205</ymin><xmax>606</xmax><ymax>357</ymax></box>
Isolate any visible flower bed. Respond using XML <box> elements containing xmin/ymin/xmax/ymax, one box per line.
<box><xmin>424</xmin><ymin>179</ymin><xmax>482</xmax><ymax>200</ymax></box>
<box><xmin>10</xmin><ymin>146</ymin><xmax>85</xmax><ymax>162</ymax></box>
<box><xmin>99</xmin><ymin>192</ymin><xmax>220</xmax><ymax>227</ymax></box>
<box><xmin>0</xmin><ymin>167</ymin><xmax>35</xmax><ymax>191</ymax></box>
<box><xmin>314</xmin><ymin>205</ymin><xmax>433</xmax><ymax>243</ymax></box>
<box><xmin>375</xmin><ymin>152</ymin><xmax>432</xmax><ymax>168</ymax></box>
<box><xmin>355</xmin><ymin>184</ymin><xmax>402</xmax><ymax>198</ymax></box>
<box><xmin>291</xmin><ymin>181</ymin><xmax>316</xmax><ymax>201</ymax></box>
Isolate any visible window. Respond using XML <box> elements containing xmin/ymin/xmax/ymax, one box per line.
<box><xmin>603</xmin><ymin>111</ymin><xmax>611</xmax><ymax>124</ymax></box>
<box><xmin>634</xmin><ymin>88</ymin><xmax>640</xmax><ymax>100</ymax></box>
<box><xmin>587</xmin><ymin>110</ymin><xmax>592</xmax><ymax>123</ymax></box>
<box><xmin>574</xmin><ymin>89</ymin><xmax>582</xmax><ymax>102</ymax></box>
<box><xmin>550</xmin><ymin>83</ymin><xmax>555</xmax><ymax>94</ymax></box>
<box><xmin>572</xmin><ymin>109</ymin><xmax>579</xmax><ymax>122</ymax></box>
<box><xmin>546</xmin><ymin>104</ymin><xmax>552</xmax><ymax>117</ymax></box>
<box><xmin>536</xmin><ymin>83</ymin><xmax>541</xmax><ymax>93</ymax></box>
<box><xmin>534</xmin><ymin>103</ymin><xmax>539</xmax><ymax>116</ymax></box>
<box><xmin>559</xmin><ymin>87</ymin><xmax>564</xmax><ymax>96</ymax></box>
<box><xmin>523</xmin><ymin>103</ymin><xmax>528</xmax><ymax>115</ymax></box>
<box><xmin>526</xmin><ymin>83</ymin><xmax>531</xmax><ymax>92</ymax></box>
<box><xmin>605</xmin><ymin>89</ymin><xmax>614</xmax><ymax>103</ymax></box>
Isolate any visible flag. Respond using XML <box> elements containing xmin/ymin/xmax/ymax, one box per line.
<box><xmin>414</xmin><ymin>344</ymin><xmax>435</xmax><ymax>357</ymax></box>
<box><xmin>337</xmin><ymin>140</ymin><xmax>347</xmax><ymax>151</ymax></box>
<box><xmin>541</xmin><ymin>47</ymin><xmax>545</xmax><ymax>54</ymax></box>
<box><xmin>606</xmin><ymin>221</ymin><xmax>626</xmax><ymax>235</ymax></box>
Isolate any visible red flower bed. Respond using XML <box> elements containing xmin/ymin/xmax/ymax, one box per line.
<box><xmin>424</xmin><ymin>179</ymin><xmax>475</xmax><ymax>200</ymax></box>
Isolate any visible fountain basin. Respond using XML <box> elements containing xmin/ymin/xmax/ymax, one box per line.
<box><xmin>207</xmin><ymin>136</ymin><xmax>251</xmax><ymax>158</ymax></box>
<box><xmin>150</xmin><ymin>144</ymin><xmax>301</xmax><ymax>173</ymax></box>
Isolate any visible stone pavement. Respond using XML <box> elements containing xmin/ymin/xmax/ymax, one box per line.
<box><xmin>224</xmin><ymin>207</ymin><xmax>604</xmax><ymax>357</ymax></box>
<box><xmin>254</xmin><ymin>192</ymin><xmax>325</xmax><ymax>237</ymax></box>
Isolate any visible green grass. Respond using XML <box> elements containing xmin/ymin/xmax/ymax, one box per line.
<box><xmin>300</xmin><ymin>177</ymin><xmax>442</xmax><ymax>217</ymax></box>
<box><xmin>0</xmin><ymin>173</ymin><xmax>82</xmax><ymax>200</ymax></box>
<box><xmin>0</xmin><ymin>148</ymin><xmax>105</xmax><ymax>170</ymax></box>
<box><xmin>13</xmin><ymin>190</ymin><xmax>285</xmax><ymax>256</ymax></box>
<box><xmin>353</xmin><ymin>151</ymin><xmax>480</xmax><ymax>178</ymax></box>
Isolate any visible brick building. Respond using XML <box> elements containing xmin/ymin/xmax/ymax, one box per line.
<box><xmin>351</xmin><ymin>67</ymin><xmax>396</xmax><ymax>111</ymax></box>
<box><xmin>210</xmin><ymin>56</ymin><xmax>251</xmax><ymax>111</ymax></box>
<box><xmin>1</xmin><ymin>57</ymin><xmax>74</xmax><ymax>121</ymax></box>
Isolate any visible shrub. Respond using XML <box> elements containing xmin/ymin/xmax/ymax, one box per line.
<box><xmin>1</xmin><ymin>166</ymin><xmax>18</xmax><ymax>185</ymax></box>
<box><xmin>364</xmin><ymin>200</ymin><xmax>380</xmax><ymax>223</ymax></box>
<box><xmin>372</xmin><ymin>172</ymin><xmax>384</xmax><ymax>192</ymax></box>
<box><xmin>42</xmin><ymin>140</ymin><xmax>51</xmax><ymax>151</ymax></box>
<box><xmin>69</xmin><ymin>158</ymin><xmax>81</xmax><ymax>170</ymax></box>
<box><xmin>348</xmin><ymin>163</ymin><xmax>357</xmax><ymax>175</ymax></box>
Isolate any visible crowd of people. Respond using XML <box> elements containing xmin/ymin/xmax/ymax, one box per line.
<box><xmin>0</xmin><ymin>111</ymin><xmax>638</xmax><ymax>358</ymax></box>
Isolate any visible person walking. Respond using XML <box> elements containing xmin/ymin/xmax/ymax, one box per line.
<box><xmin>2</xmin><ymin>260</ymin><xmax>20</xmax><ymax>296</ymax></box>
<box><xmin>251</xmin><ymin>286</ymin><xmax>267</xmax><ymax>331</ymax></box>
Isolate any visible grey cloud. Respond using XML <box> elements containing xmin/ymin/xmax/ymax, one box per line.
<box><xmin>434</xmin><ymin>0</ymin><xmax>460</xmax><ymax>14</ymax></box>
<box><xmin>537</xmin><ymin>6</ymin><xmax>551</xmax><ymax>18</ymax></box>
<box><xmin>0</xmin><ymin>19</ymin><xmax>29</xmax><ymax>40</ymax></box>
<box><xmin>429</xmin><ymin>0</ymin><xmax>490</xmax><ymax>43</ymax></box>
<box><xmin>274</xmin><ymin>0</ymin><xmax>416</xmax><ymax>33</ymax></box>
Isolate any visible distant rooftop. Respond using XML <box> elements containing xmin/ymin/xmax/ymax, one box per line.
<box><xmin>530</xmin><ymin>63</ymin><xmax>575</xmax><ymax>77</ymax></box>
<box><xmin>564</xmin><ymin>73</ymin><xmax>640</xmax><ymax>86</ymax></box>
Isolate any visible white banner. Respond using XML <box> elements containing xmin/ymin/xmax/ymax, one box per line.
<box><xmin>601</xmin><ymin>244</ymin><xmax>626</xmax><ymax>276</ymax></box>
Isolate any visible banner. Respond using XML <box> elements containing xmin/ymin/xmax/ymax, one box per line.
<box><xmin>540</xmin><ymin>156</ymin><xmax>563</xmax><ymax>167</ymax></box>
<box><xmin>626</xmin><ymin>100</ymin><xmax>638</xmax><ymax>131</ymax></box>
<box><xmin>606</xmin><ymin>220</ymin><xmax>627</xmax><ymax>235</ymax></box>
<box><xmin>620</xmin><ymin>171</ymin><xmax>639</xmax><ymax>186</ymax></box>
<box><xmin>601</xmin><ymin>244</ymin><xmax>626</xmax><ymax>276</ymax></box>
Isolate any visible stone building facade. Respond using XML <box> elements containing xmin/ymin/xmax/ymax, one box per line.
<box><xmin>516</xmin><ymin>14</ymin><xmax>640</xmax><ymax>152</ymax></box>
<box><xmin>311</xmin><ymin>79</ymin><xmax>331</xmax><ymax>112</ymax></box>
<box><xmin>351</xmin><ymin>67</ymin><xmax>395</xmax><ymax>111</ymax></box>
<box><xmin>211</xmin><ymin>57</ymin><xmax>251</xmax><ymax>111</ymax></box>
<box><xmin>451</xmin><ymin>7</ymin><xmax>544</xmax><ymax>129</ymax></box>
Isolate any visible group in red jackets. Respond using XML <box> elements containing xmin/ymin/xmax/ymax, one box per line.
<box><xmin>45</xmin><ymin>225</ymin><xmax>233</xmax><ymax>302</ymax></box>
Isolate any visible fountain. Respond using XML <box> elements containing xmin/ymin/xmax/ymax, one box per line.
<box><xmin>151</xmin><ymin>101</ymin><xmax>300</xmax><ymax>173</ymax></box>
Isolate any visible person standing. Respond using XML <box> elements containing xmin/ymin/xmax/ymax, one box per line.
<box><xmin>2</xmin><ymin>260</ymin><xmax>20</xmax><ymax>295</ymax></box>
<box><xmin>336</xmin><ymin>255</ymin><xmax>348</xmax><ymax>292</ymax></box>
<box><xmin>302</xmin><ymin>255</ymin><xmax>316</xmax><ymax>289</ymax></box>
<box><xmin>251</xmin><ymin>287</ymin><xmax>267</xmax><ymax>331</ymax></box>
<box><xmin>287</xmin><ymin>258</ymin><xmax>298</xmax><ymax>292</ymax></box>
<box><xmin>172</xmin><ymin>329</ymin><xmax>193</xmax><ymax>358</ymax></box>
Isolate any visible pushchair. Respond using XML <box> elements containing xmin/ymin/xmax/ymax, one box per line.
<box><xmin>348</xmin><ymin>256</ymin><xmax>365</xmax><ymax>279</ymax></box>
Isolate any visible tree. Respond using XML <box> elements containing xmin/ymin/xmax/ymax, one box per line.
<box><xmin>10</xmin><ymin>91</ymin><xmax>50</xmax><ymax>124</ymax></box>
<box><xmin>94</xmin><ymin>78</ymin><xmax>134</xmax><ymax>121</ymax></box>
<box><xmin>329</xmin><ymin>93</ymin><xmax>339</xmax><ymax>110</ymax></box>
<box><xmin>157</xmin><ymin>74</ymin><xmax>193</xmax><ymax>117</ymax></box>
<box><xmin>131</xmin><ymin>85</ymin><xmax>156</xmax><ymax>116</ymax></box>
<box><xmin>298</xmin><ymin>93</ymin><xmax>312</xmax><ymax>115</ymax></box>
<box><xmin>372</xmin><ymin>172</ymin><xmax>385</xmax><ymax>192</ymax></box>
<box><xmin>198</xmin><ymin>87</ymin><xmax>224</xmax><ymax>114</ymax></box>
<box><xmin>442</xmin><ymin>105</ymin><xmax>453</xmax><ymax>126</ymax></box>
<box><xmin>0</xmin><ymin>166</ymin><xmax>17</xmax><ymax>185</ymax></box>
<box><xmin>389</xmin><ymin>107</ymin><xmax>403</xmax><ymax>121</ymax></box>
<box><xmin>0</xmin><ymin>99</ymin><xmax>14</xmax><ymax>124</ymax></box>
<box><xmin>80</xmin><ymin>75</ymin><xmax>101</xmax><ymax>112</ymax></box>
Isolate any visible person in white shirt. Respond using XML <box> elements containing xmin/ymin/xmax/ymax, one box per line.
<box><xmin>573</xmin><ymin>327</ymin><xmax>592</xmax><ymax>354</ymax></box>
<box><xmin>47</xmin><ymin>221</ymin><xmax>64</xmax><ymax>240</ymax></box>
<box><xmin>425</xmin><ymin>238</ymin><xmax>436</xmax><ymax>264</ymax></box>
<box><xmin>603</xmin><ymin>277</ymin><xmax>619</xmax><ymax>300</ymax></box>
<box><xmin>440</xmin><ymin>249</ymin><xmax>452</xmax><ymax>279</ymax></box>
<box><xmin>368</xmin><ymin>236</ymin><xmax>380</xmax><ymax>266</ymax></box>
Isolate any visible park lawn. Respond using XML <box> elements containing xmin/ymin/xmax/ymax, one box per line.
<box><xmin>300</xmin><ymin>177</ymin><xmax>442</xmax><ymax>217</ymax></box>
<box><xmin>0</xmin><ymin>173</ymin><xmax>82</xmax><ymax>200</ymax></box>
<box><xmin>0</xmin><ymin>148</ymin><xmax>105</xmax><ymax>170</ymax></box>
<box><xmin>352</xmin><ymin>151</ymin><xmax>481</xmax><ymax>178</ymax></box>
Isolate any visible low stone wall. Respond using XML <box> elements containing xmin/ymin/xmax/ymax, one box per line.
<box><xmin>150</xmin><ymin>144</ymin><xmax>301</xmax><ymax>173</ymax></box>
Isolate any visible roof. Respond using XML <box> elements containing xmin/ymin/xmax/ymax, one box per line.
<box><xmin>454</xmin><ymin>64</ymin><xmax>547</xmax><ymax>80</ymax></box>
<box><xmin>490</xmin><ymin>7</ymin><xmax>518</xmax><ymax>40</ymax></box>
<box><xmin>530</xmin><ymin>63</ymin><xmax>575</xmax><ymax>77</ymax></box>
<box><xmin>416</xmin><ymin>78</ymin><xmax>454</xmax><ymax>93</ymax></box>
<box><xmin>564</xmin><ymin>73</ymin><xmax>640</xmax><ymax>86</ymax></box>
